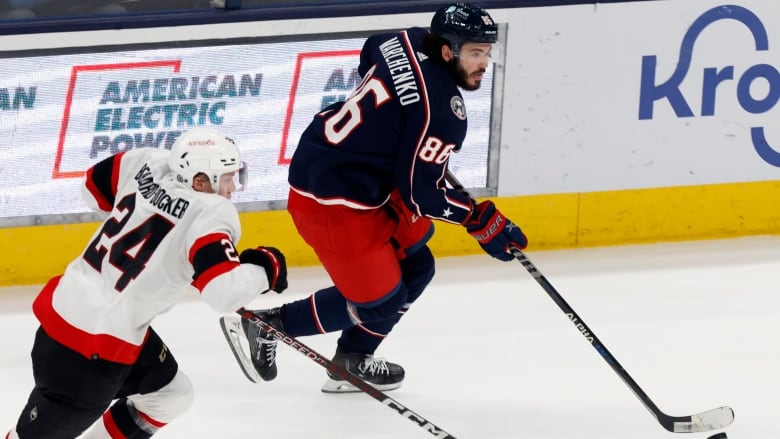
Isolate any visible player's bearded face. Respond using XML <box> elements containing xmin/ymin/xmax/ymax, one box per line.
<box><xmin>450</xmin><ymin>42</ymin><xmax>491</xmax><ymax>91</ymax></box>
<box><xmin>452</xmin><ymin>60</ymin><xmax>484</xmax><ymax>91</ymax></box>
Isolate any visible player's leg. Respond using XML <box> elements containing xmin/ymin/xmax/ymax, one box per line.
<box><xmin>240</xmin><ymin>233</ymin><xmax>409</xmax><ymax>383</ymax></box>
<box><xmin>288</xmin><ymin>190</ymin><xmax>435</xmax><ymax>391</ymax></box>
<box><xmin>13</xmin><ymin>327</ymin><xmax>127</xmax><ymax>439</ymax></box>
<box><xmin>336</xmin><ymin>244</ymin><xmax>435</xmax><ymax>355</ymax></box>
<box><xmin>232</xmin><ymin>195</ymin><xmax>396</xmax><ymax>383</ymax></box>
<box><xmin>321</xmin><ymin>194</ymin><xmax>436</xmax><ymax>392</ymax></box>
<box><xmin>314</xmin><ymin>254</ymin><xmax>435</xmax><ymax>393</ymax></box>
<box><xmin>235</xmin><ymin>190</ymin><xmax>409</xmax><ymax>387</ymax></box>
<box><xmin>282</xmin><ymin>189</ymin><xmax>413</xmax><ymax>336</ymax></box>
<box><xmin>81</xmin><ymin>328</ymin><xmax>193</xmax><ymax>438</ymax></box>
<box><xmin>336</xmin><ymin>189</ymin><xmax>436</xmax><ymax>355</ymax></box>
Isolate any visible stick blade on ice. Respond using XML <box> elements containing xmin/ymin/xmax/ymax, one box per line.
<box><xmin>665</xmin><ymin>406</ymin><xmax>735</xmax><ymax>433</ymax></box>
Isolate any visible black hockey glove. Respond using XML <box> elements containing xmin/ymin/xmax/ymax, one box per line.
<box><xmin>239</xmin><ymin>246</ymin><xmax>288</xmax><ymax>293</ymax></box>
<box><xmin>465</xmin><ymin>200</ymin><xmax>527</xmax><ymax>262</ymax></box>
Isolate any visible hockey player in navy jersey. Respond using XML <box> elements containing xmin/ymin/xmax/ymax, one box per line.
<box><xmin>7</xmin><ymin>127</ymin><xmax>288</xmax><ymax>439</ymax></box>
<box><xmin>224</xmin><ymin>2</ymin><xmax>527</xmax><ymax>392</ymax></box>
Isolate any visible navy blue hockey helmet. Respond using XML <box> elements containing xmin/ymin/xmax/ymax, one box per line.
<box><xmin>430</xmin><ymin>2</ymin><xmax>498</xmax><ymax>53</ymax></box>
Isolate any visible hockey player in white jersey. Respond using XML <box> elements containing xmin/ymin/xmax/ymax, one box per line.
<box><xmin>6</xmin><ymin>127</ymin><xmax>288</xmax><ymax>439</ymax></box>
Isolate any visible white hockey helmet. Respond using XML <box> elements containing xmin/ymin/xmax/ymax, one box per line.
<box><xmin>168</xmin><ymin>127</ymin><xmax>247</xmax><ymax>193</ymax></box>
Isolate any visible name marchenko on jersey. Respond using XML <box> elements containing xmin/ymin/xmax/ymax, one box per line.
<box><xmin>379</xmin><ymin>37</ymin><xmax>421</xmax><ymax>106</ymax></box>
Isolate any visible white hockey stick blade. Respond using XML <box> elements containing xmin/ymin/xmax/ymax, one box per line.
<box><xmin>671</xmin><ymin>406</ymin><xmax>735</xmax><ymax>433</ymax></box>
<box><xmin>219</xmin><ymin>315</ymin><xmax>262</xmax><ymax>384</ymax></box>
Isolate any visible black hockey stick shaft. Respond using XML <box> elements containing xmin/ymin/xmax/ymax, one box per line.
<box><xmin>237</xmin><ymin>309</ymin><xmax>457</xmax><ymax>439</ymax></box>
<box><xmin>445</xmin><ymin>170</ymin><xmax>733</xmax><ymax>433</ymax></box>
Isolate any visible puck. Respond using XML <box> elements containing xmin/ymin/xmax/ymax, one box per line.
<box><xmin>707</xmin><ymin>433</ymin><xmax>727</xmax><ymax>439</ymax></box>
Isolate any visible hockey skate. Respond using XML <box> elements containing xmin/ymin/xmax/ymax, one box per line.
<box><xmin>219</xmin><ymin>308</ymin><xmax>282</xmax><ymax>383</ymax></box>
<box><xmin>321</xmin><ymin>347</ymin><xmax>405</xmax><ymax>393</ymax></box>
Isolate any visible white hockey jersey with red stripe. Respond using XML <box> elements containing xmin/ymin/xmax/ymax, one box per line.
<box><xmin>33</xmin><ymin>148</ymin><xmax>268</xmax><ymax>364</ymax></box>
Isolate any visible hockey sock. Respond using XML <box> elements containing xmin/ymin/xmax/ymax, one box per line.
<box><xmin>338</xmin><ymin>319</ymin><xmax>396</xmax><ymax>354</ymax></box>
<box><xmin>282</xmin><ymin>280</ymin><xmax>412</xmax><ymax>337</ymax></box>
<box><xmin>338</xmin><ymin>247</ymin><xmax>435</xmax><ymax>354</ymax></box>
<box><xmin>102</xmin><ymin>398</ymin><xmax>164</xmax><ymax>439</ymax></box>
<box><xmin>399</xmin><ymin>245</ymin><xmax>435</xmax><ymax>304</ymax></box>
<box><xmin>281</xmin><ymin>286</ymin><xmax>355</xmax><ymax>336</ymax></box>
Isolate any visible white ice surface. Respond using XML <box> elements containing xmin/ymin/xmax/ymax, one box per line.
<box><xmin>2</xmin><ymin>236</ymin><xmax>778</xmax><ymax>438</ymax></box>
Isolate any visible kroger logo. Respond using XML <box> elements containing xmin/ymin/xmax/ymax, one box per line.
<box><xmin>638</xmin><ymin>5</ymin><xmax>780</xmax><ymax>167</ymax></box>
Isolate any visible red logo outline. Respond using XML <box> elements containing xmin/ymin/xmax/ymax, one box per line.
<box><xmin>278</xmin><ymin>50</ymin><xmax>360</xmax><ymax>165</ymax></box>
<box><xmin>53</xmin><ymin>60</ymin><xmax>182</xmax><ymax>179</ymax></box>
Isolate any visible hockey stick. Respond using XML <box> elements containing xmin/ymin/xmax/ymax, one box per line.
<box><xmin>445</xmin><ymin>170</ymin><xmax>734</xmax><ymax>433</ymax></box>
<box><xmin>223</xmin><ymin>308</ymin><xmax>458</xmax><ymax>439</ymax></box>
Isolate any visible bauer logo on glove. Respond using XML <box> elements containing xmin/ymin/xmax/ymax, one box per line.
<box><xmin>470</xmin><ymin>211</ymin><xmax>505</xmax><ymax>243</ymax></box>
<box><xmin>465</xmin><ymin>200</ymin><xmax>527</xmax><ymax>261</ymax></box>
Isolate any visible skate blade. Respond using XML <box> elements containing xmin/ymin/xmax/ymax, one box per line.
<box><xmin>320</xmin><ymin>377</ymin><xmax>403</xmax><ymax>394</ymax></box>
<box><xmin>219</xmin><ymin>315</ymin><xmax>262</xmax><ymax>384</ymax></box>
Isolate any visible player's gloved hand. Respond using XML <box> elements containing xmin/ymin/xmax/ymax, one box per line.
<box><xmin>464</xmin><ymin>200</ymin><xmax>527</xmax><ymax>262</ymax></box>
<box><xmin>239</xmin><ymin>246</ymin><xmax>288</xmax><ymax>293</ymax></box>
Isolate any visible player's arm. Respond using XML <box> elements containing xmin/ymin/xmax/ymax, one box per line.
<box><xmin>400</xmin><ymin>119</ymin><xmax>528</xmax><ymax>261</ymax></box>
<box><xmin>190</xmin><ymin>232</ymin><xmax>289</xmax><ymax>313</ymax></box>
<box><xmin>403</xmin><ymin>156</ymin><xmax>527</xmax><ymax>260</ymax></box>
<box><xmin>403</xmin><ymin>156</ymin><xmax>472</xmax><ymax>224</ymax></box>
<box><xmin>395</xmin><ymin>102</ymin><xmax>473</xmax><ymax>224</ymax></box>
<box><xmin>81</xmin><ymin>151</ymin><xmax>126</xmax><ymax>213</ymax></box>
<box><xmin>189</xmin><ymin>206</ymin><xmax>288</xmax><ymax>313</ymax></box>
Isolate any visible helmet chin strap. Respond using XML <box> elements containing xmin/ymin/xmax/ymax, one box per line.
<box><xmin>212</xmin><ymin>174</ymin><xmax>228</xmax><ymax>194</ymax></box>
<box><xmin>237</xmin><ymin>161</ymin><xmax>248</xmax><ymax>191</ymax></box>
<box><xmin>449</xmin><ymin>41</ymin><xmax>462</xmax><ymax>58</ymax></box>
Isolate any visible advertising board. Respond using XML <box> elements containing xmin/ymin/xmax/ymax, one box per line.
<box><xmin>498</xmin><ymin>1</ymin><xmax>780</xmax><ymax>195</ymax></box>
<box><xmin>0</xmin><ymin>34</ymin><xmax>496</xmax><ymax>225</ymax></box>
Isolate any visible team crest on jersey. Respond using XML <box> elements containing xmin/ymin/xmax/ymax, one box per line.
<box><xmin>450</xmin><ymin>96</ymin><xmax>466</xmax><ymax>120</ymax></box>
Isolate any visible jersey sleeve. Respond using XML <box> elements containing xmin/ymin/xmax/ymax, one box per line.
<box><xmin>186</xmin><ymin>199</ymin><xmax>269</xmax><ymax>313</ymax></box>
<box><xmin>82</xmin><ymin>151</ymin><xmax>125</xmax><ymax>213</ymax></box>
<box><xmin>393</xmin><ymin>30</ymin><xmax>474</xmax><ymax>225</ymax></box>
<box><xmin>397</xmin><ymin>115</ymin><xmax>474</xmax><ymax>225</ymax></box>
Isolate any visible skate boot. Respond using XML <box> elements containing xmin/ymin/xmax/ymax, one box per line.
<box><xmin>321</xmin><ymin>347</ymin><xmax>405</xmax><ymax>393</ymax></box>
<box><xmin>241</xmin><ymin>308</ymin><xmax>283</xmax><ymax>381</ymax></box>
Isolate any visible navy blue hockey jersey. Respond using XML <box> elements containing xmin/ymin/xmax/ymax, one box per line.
<box><xmin>288</xmin><ymin>27</ymin><xmax>475</xmax><ymax>225</ymax></box>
